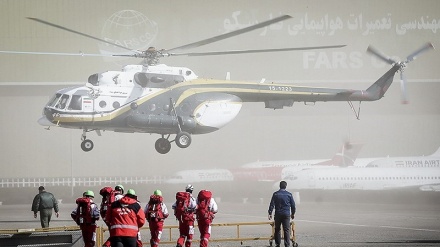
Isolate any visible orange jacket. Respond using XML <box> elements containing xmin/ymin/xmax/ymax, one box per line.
<box><xmin>106</xmin><ymin>196</ymin><xmax>145</xmax><ymax>237</ymax></box>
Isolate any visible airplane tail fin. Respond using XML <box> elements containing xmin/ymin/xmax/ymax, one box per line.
<box><xmin>318</xmin><ymin>142</ymin><xmax>363</xmax><ymax>167</ymax></box>
<box><xmin>431</xmin><ymin>146</ymin><xmax>440</xmax><ymax>157</ymax></box>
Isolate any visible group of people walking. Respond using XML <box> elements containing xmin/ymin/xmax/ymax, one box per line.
<box><xmin>62</xmin><ymin>184</ymin><xmax>217</xmax><ymax>247</ymax></box>
<box><xmin>31</xmin><ymin>180</ymin><xmax>295</xmax><ymax>247</ymax></box>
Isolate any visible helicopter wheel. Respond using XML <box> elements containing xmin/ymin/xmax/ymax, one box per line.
<box><xmin>155</xmin><ymin>138</ymin><xmax>171</xmax><ymax>154</ymax></box>
<box><xmin>175</xmin><ymin>132</ymin><xmax>191</xmax><ymax>148</ymax></box>
<box><xmin>81</xmin><ymin>139</ymin><xmax>94</xmax><ymax>152</ymax></box>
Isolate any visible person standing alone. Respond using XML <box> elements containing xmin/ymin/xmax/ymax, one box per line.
<box><xmin>31</xmin><ymin>186</ymin><xmax>59</xmax><ymax>228</ymax></box>
<box><xmin>268</xmin><ymin>181</ymin><xmax>296</xmax><ymax>247</ymax></box>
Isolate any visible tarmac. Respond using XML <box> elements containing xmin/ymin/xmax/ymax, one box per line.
<box><xmin>1</xmin><ymin>192</ymin><xmax>440</xmax><ymax>247</ymax></box>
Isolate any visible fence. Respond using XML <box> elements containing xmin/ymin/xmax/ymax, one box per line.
<box><xmin>0</xmin><ymin>221</ymin><xmax>290</xmax><ymax>246</ymax></box>
<box><xmin>0</xmin><ymin>176</ymin><xmax>169</xmax><ymax>188</ymax></box>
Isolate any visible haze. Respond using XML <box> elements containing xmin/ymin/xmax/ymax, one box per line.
<box><xmin>0</xmin><ymin>0</ymin><xmax>439</xmax><ymax>204</ymax></box>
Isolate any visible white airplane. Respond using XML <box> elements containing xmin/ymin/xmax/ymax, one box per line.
<box><xmin>165</xmin><ymin>169</ymin><xmax>233</xmax><ymax>184</ymax></box>
<box><xmin>281</xmin><ymin>166</ymin><xmax>440</xmax><ymax>191</ymax></box>
<box><xmin>241</xmin><ymin>142</ymin><xmax>363</xmax><ymax>169</ymax></box>
<box><xmin>363</xmin><ymin>147</ymin><xmax>440</xmax><ymax>168</ymax></box>
<box><xmin>165</xmin><ymin>142</ymin><xmax>362</xmax><ymax>184</ymax></box>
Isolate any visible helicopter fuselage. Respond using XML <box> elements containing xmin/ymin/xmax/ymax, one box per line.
<box><xmin>39</xmin><ymin>62</ymin><xmax>401</xmax><ymax>154</ymax></box>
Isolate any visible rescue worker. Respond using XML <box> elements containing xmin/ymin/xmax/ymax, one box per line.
<box><xmin>268</xmin><ymin>180</ymin><xmax>296</xmax><ymax>247</ymax></box>
<box><xmin>195</xmin><ymin>189</ymin><xmax>218</xmax><ymax>247</ymax></box>
<box><xmin>106</xmin><ymin>189</ymin><xmax>145</xmax><ymax>247</ymax></box>
<box><xmin>31</xmin><ymin>186</ymin><xmax>59</xmax><ymax>228</ymax></box>
<box><xmin>101</xmin><ymin>185</ymin><xmax>126</xmax><ymax>247</ymax></box>
<box><xmin>71</xmin><ymin>190</ymin><xmax>100</xmax><ymax>247</ymax></box>
<box><xmin>114</xmin><ymin>185</ymin><xmax>125</xmax><ymax>200</ymax></box>
<box><xmin>172</xmin><ymin>184</ymin><xmax>197</xmax><ymax>247</ymax></box>
<box><xmin>145</xmin><ymin>190</ymin><xmax>169</xmax><ymax>247</ymax></box>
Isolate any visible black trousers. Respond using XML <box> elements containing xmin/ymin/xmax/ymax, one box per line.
<box><xmin>274</xmin><ymin>214</ymin><xmax>291</xmax><ymax>247</ymax></box>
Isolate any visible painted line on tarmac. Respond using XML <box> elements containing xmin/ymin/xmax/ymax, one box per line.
<box><xmin>297</xmin><ymin>220</ymin><xmax>440</xmax><ymax>233</ymax></box>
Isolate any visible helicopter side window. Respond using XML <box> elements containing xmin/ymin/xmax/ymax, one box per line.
<box><xmin>68</xmin><ymin>95</ymin><xmax>82</xmax><ymax>110</ymax></box>
<box><xmin>56</xmin><ymin>94</ymin><xmax>70</xmax><ymax>109</ymax></box>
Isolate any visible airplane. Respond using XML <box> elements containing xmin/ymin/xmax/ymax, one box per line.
<box><xmin>364</xmin><ymin>146</ymin><xmax>440</xmax><ymax>168</ymax></box>
<box><xmin>241</xmin><ymin>142</ymin><xmax>362</xmax><ymax>168</ymax></box>
<box><xmin>281</xmin><ymin>166</ymin><xmax>440</xmax><ymax>191</ymax></box>
<box><xmin>165</xmin><ymin>142</ymin><xmax>362</xmax><ymax>183</ymax></box>
<box><xmin>0</xmin><ymin>16</ymin><xmax>434</xmax><ymax>154</ymax></box>
<box><xmin>280</xmin><ymin>146</ymin><xmax>440</xmax><ymax>191</ymax></box>
<box><xmin>165</xmin><ymin>169</ymin><xmax>234</xmax><ymax>184</ymax></box>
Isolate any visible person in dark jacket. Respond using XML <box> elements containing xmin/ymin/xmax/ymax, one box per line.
<box><xmin>31</xmin><ymin>186</ymin><xmax>60</xmax><ymax>228</ymax></box>
<box><xmin>268</xmin><ymin>181</ymin><xmax>296</xmax><ymax>247</ymax></box>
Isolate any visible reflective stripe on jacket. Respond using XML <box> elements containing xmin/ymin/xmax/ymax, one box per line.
<box><xmin>106</xmin><ymin>196</ymin><xmax>145</xmax><ymax>237</ymax></box>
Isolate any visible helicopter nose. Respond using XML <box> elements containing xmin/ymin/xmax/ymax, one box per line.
<box><xmin>43</xmin><ymin>107</ymin><xmax>54</xmax><ymax>122</ymax></box>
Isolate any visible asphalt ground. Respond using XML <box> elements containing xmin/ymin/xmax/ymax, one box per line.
<box><xmin>0</xmin><ymin>197</ymin><xmax>439</xmax><ymax>247</ymax></box>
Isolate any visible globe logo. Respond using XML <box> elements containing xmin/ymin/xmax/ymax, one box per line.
<box><xmin>99</xmin><ymin>10</ymin><xmax>158</xmax><ymax>64</ymax></box>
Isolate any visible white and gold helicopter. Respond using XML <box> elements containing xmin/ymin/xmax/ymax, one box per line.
<box><xmin>0</xmin><ymin>15</ymin><xmax>434</xmax><ymax>154</ymax></box>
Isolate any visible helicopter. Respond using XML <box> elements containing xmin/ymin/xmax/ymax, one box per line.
<box><xmin>0</xmin><ymin>15</ymin><xmax>434</xmax><ymax>154</ymax></box>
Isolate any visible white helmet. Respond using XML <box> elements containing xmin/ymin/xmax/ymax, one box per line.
<box><xmin>185</xmin><ymin>184</ymin><xmax>194</xmax><ymax>192</ymax></box>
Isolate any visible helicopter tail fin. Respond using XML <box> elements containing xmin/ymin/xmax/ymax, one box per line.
<box><xmin>364</xmin><ymin>64</ymin><xmax>400</xmax><ymax>101</ymax></box>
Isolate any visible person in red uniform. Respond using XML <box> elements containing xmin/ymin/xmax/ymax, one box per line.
<box><xmin>196</xmin><ymin>190</ymin><xmax>218</xmax><ymax>247</ymax></box>
<box><xmin>145</xmin><ymin>189</ymin><xmax>169</xmax><ymax>247</ymax></box>
<box><xmin>173</xmin><ymin>184</ymin><xmax>197</xmax><ymax>247</ymax></box>
<box><xmin>71</xmin><ymin>190</ymin><xmax>100</xmax><ymax>247</ymax></box>
<box><xmin>106</xmin><ymin>189</ymin><xmax>145</xmax><ymax>247</ymax></box>
<box><xmin>100</xmin><ymin>185</ymin><xmax>125</xmax><ymax>247</ymax></box>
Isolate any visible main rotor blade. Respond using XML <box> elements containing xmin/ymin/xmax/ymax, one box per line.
<box><xmin>166</xmin><ymin>15</ymin><xmax>292</xmax><ymax>53</ymax></box>
<box><xmin>0</xmin><ymin>50</ymin><xmax>117</xmax><ymax>57</ymax></box>
<box><xmin>27</xmin><ymin>17</ymin><xmax>136</xmax><ymax>53</ymax></box>
<box><xmin>366</xmin><ymin>45</ymin><xmax>396</xmax><ymax>64</ymax></box>
<box><xmin>168</xmin><ymin>45</ymin><xmax>346</xmax><ymax>57</ymax></box>
<box><xmin>406</xmin><ymin>42</ymin><xmax>435</xmax><ymax>63</ymax></box>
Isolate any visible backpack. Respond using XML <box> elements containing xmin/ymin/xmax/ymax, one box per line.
<box><xmin>196</xmin><ymin>190</ymin><xmax>214</xmax><ymax>222</ymax></box>
<box><xmin>146</xmin><ymin>195</ymin><xmax>164</xmax><ymax>222</ymax></box>
<box><xmin>74</xmin><ymin>197</ymin><xmax>93</xmax><ymax>225</ymax></box>
<box><xmin>99</xmin><ymin>187</ymin><xmax>113</xmax><ymax>218</ymax></box>
<box><xmin>174</xmin><ymin>191</ymin><xmax>193</xmax><ymax>222</ymax></box>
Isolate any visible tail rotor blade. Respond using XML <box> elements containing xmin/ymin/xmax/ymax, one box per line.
<box><xmin>406</xmin><ymin>42</ymin><xmax>435</xmax><ymax>63</ymax></box>
<box><xmin>400</xmin><ymin>72</ymin><xmax>408</xmax><ymax>104</ymax></box>
<box><xmin>367</xmin><ymin>45</ymin><xmax>396</xmax><ymax>64</ymax></box>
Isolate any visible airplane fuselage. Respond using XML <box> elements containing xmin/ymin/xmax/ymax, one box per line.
<box><xmin>284</xmin><ymin>167</ymin><xmax>440</xmax><ymax>191</ymax></box>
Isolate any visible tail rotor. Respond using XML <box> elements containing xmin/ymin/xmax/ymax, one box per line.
<box><xmin>367</xmin><ymin>42</ymin><xmax>435</xmax><ymax>104</ymax></box>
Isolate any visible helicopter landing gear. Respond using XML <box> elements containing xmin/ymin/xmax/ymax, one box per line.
<box><xmin>80</xmin><ymin>129</ymin><xmax>94</xmax><ymax>152</ymax></box>
<box><xmin>155</xmin><ymin>137</ymin><xmax>172</xmax><ymax>154</ymax></box>
<box><xmin>81</xmin><ymin>139</ymin><xmax>94</xmax><ymax>152</ymax></box>
<box><xmin>175</xmin><ymin>131</ymin><xmax>191</xmax><ymax>148</ymax></box>
<box><xmin>154</xmin><ymin>131</ymin><xmax>192</xmax><ymax>154</ymax></box>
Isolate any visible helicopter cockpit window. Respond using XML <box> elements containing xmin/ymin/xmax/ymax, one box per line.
<box><xmin>48</xmin><ymin>93</ymin><xmax>62</xmax><ymax>108</ymax></box>
<box><xmin>56</xmin><ymin>94</ymin><xmax>70</xmax><ymax>109</ymax></box>
<box><xmin>68</xmin><ymin>95</ymin><xmax>82</xmax><ymax>110</ymax></box>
